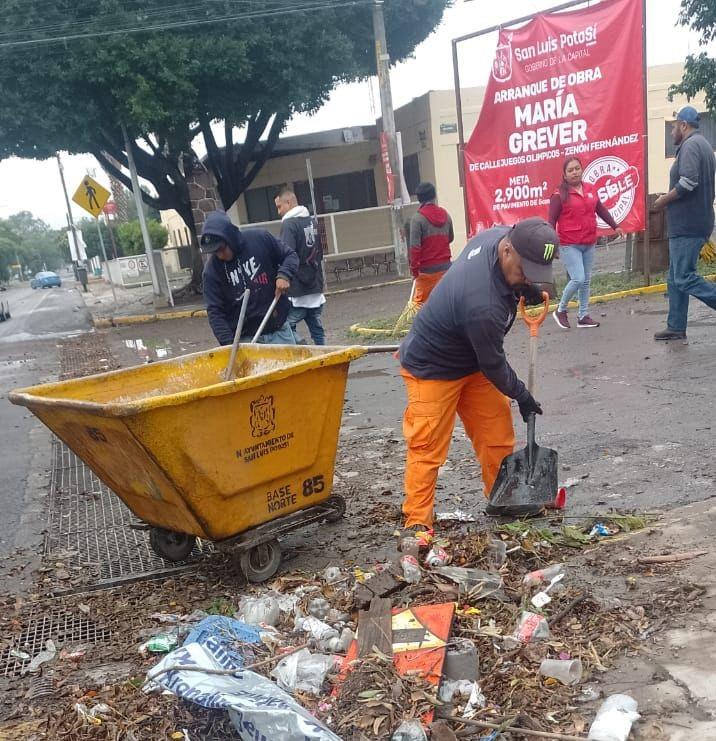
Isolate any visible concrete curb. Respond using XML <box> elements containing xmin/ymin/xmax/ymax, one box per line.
<box><xmin>349</xmin><ymin>274</ymin><xmax>716</xmax><ymax>335</ymax></box>
<box><xmin>90</xmin><ymin>277</ymin><xmax>413</xmax><ymax>328</ymax></box>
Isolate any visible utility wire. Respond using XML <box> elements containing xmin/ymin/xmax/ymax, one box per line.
<box><xmin>0</xmin><ymin>0</ymin><xmax>370</xmax><ymax>49</ymax></box>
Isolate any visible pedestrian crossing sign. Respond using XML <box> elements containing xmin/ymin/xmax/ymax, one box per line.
<box><xmin>72</xmin><ymin>175</ymin><xmax>110</xmax><ymax>217</ymax></box>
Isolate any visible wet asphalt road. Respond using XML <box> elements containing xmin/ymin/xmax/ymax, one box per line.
<box><xmin>2</xmin><ymin>278</ymin><xmax>715</xmax><ymax>584</ymax></box>
<box><xmin>102</xmin><ymin>288</ymin><xmax>716</xmax><ymax>569</ymax></box>
<box><xmin>0</xmin><ymin>278</ymin><xmax>91</xmax><ymax>569</ymax></box>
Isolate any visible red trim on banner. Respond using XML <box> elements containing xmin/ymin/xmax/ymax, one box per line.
<box><xmin>463</xmin><ymin>0</ymin><xmax>645</xmax><ymax>236</ymax></box>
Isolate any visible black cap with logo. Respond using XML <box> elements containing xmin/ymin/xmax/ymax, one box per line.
<box><xmin>508</xmin><ymin>217</ymin><xmax>559</xmax><ymax>285</ymax></box>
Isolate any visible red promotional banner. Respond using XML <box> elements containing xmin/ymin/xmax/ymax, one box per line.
<box><xmin>464</xmin><ymin>0</ymin><xmax>645</xmax><ymax>235</ymax></box>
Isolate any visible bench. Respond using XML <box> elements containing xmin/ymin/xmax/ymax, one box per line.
<box><xmin>324</xmin><ymin>249</ymin><xmax>396</xmax><ymax>283</ymax></box>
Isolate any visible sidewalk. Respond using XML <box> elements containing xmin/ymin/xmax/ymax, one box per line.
<box><xmin>579</xmin><ymin>497</ymin><xmax>716</xmax><ymax>740</ymax></box>
<box><xmin>82</xmin><ymin>270</ymin><xmax>411</xmax><ymax>326</ymax></box>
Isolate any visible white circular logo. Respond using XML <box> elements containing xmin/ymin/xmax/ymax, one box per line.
<box><xmin>582</xmin><ymin>156</ymin><xmax>640</xmax><ymax>227</ymax></box>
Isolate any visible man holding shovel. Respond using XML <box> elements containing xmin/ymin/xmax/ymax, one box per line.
<box><xmin>201</xmin><ymin>210</ymin><xmax>299</xmax><ymax>346</ymax></box>
<box><xmin>398</xmin><ymin>217</ymin><xmax>559</xmax><ymax>541</ymax></box>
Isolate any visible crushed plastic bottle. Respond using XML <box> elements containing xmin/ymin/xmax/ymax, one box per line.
<box><xmin>424</xmin><ymin>546</ymin><xmax>451</xmax><ymax>567</ymax></box>
<box><xmin>271</xmin><ymin>648</ymin><xmax>338</xmax><ymax>695</ymax></box>
<box><xmin>400</xmin><ymin>555</ymin><xmax>422</xmax><ymax>584</ymax></box>
<box><xmin>522</xmin><ymin>563</ymin><xmax>565</xmax><ymax>588</ymax></box>
<box><xmin>308</xmin><ymin>598</ymin><xmax>331</xmax><ymax>621</ymax></box>
<box><xmin>236</xmin><ymin>595</ymin><xmax>280</xmax><ymax>627</ymax></box>
<box><xmin>513</xmin><ymin>611</ymin><xmax>551</xmax><ymax>643</ymax></box>
<box><xmin>587</xmin><ymin>694</ymin><xmax>640</xmax><ymax>741</ymax></box>
<box><xmin>436</xmin><ymin>567</ymin><xmax>503</xmax><ymax>600</ymax></box>
<box><xmin>139</xmin><ymin>633</ymin><xmax>178</xmax><ymax>656</ymax></box>
<box><xmin>295</xmin><ymin>616</ymin><xmax>339</xmax><ymax>645</ymax></box>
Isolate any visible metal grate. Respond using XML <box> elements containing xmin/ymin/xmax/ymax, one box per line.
<box><xmin>0</xmin><ymin>607</ymin><xmax>110</xmax><ymax>678</ymax></box>
<box><xmin>48</xmin><ymin>438</ymin><xmax>211</xmax><ymax>586</ymax></box>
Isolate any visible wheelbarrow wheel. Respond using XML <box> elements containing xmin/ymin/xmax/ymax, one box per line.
<box><xmin>239</xmin><ymin>539</ymin><xmax>282</xmax><ymax>583</ymax></box>
<box><xmin>324</xmin><ymin>495</ymin><xmax>346</xmax><ymax>523</ymax></box>
<box><xmin>149</xmin><ymin>528</ymin><xmax>196</xmax><ymax>562</ymax></box>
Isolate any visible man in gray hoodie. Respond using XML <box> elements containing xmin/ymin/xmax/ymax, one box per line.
<box><xmin>275</xmin><ymin>187</ymin><xmax>326</xmax><ymax>344</ymax></box>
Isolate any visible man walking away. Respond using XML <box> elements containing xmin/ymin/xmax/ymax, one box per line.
<box><xmin>653</xmin><ymin>106</ymin><xmax>716</xmax><ymax>340</ymax></box>
<box><xmin>275</xmin><ymin>188</ymin><xmax>327</xmax><ymax>345</ymax></box>
<box><xmin>409</xmin><ymin>182</ymin><xmax>454</xmax><ymax>305</ymax></box>
<box><xmin>201</xmin><ymin>210</ymin><xmax>298</xmax><ymax>345</ymax></box>
<box><xmin>398</xmin><ymin>217</ymin><xmax>558</xmax><ymax>543</ymax></box>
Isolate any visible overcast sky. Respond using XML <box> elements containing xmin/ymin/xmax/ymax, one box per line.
<box><xmin>0</xmin><ymin>0</ymin><xmax>703</xmax><ymax>228</ymax></box>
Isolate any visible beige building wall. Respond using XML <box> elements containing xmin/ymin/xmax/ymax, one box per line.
<box><xmin>646</xmin><ymin>63</ymin><xmax>705</xmax><ymax>193</ymax></box>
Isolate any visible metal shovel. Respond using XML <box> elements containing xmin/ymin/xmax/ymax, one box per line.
<box><xmin>486</xmin><ymin>293</ymin><xmax>559</xmax><ymax>517</ymax></box>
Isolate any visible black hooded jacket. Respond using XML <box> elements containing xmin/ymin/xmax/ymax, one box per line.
<box><xmin>202</xmin><ymin>211</ymin><xmax>299</xmax><ymax>345</ymax></box>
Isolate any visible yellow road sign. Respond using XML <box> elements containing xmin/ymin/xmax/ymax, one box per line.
<box><xmin>72</xmin><ymin>176</ymin><xmax>110</xmax><ymax>217</ymax></box>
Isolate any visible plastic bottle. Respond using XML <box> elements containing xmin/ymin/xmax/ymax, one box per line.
<box><xmin>400</xmin><ymin>555</ymin><xmax>422</xmax><ymax>584</ymax></box>
<box><xmin>522</xmin><ymin>563</ymin><xmax>565</xmax><ymax>588</ymax></box>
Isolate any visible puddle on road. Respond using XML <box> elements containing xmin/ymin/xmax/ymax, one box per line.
<box><xmin>124</xmin><ymin>338</ymin><xmax>178</xmax><ymax>363</ymax></box>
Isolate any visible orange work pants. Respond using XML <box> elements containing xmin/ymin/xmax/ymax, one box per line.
<box><xmin>400</xmin><ymin>368</ymin><xmax>515</xmax><ymax>528</ymax></box>
<box><xmin>414</xmin><ymin>270</ymin><xmax>447</xmax><ymax>306</ymax></box>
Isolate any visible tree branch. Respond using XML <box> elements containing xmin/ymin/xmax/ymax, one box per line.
<box><xmin>242</xmin><ymin>111</ymin><xmax>288</xmax><ymax>191</ymax></box>
<box><xmin>199</xmin><ymin>114</ymin><xmax>226</xmax><ymax>204</ymax></box>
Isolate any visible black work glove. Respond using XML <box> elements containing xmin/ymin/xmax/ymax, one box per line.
<box><xmin>517</xmin><ymin>283</ymin><xmax>545</xmax><ymax>306</ymax></box>
<box><xmin>517</xmin><ymin>392</ymin><xmax>543</xmax><ymax>423</ymax></box>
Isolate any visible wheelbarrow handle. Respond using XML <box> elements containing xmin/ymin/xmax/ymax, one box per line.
<box><xmin>519</xmin><ymin>292</ymin><xmax>550</xmax><ymax>337</ymax></box>
<box><xmin>250</xmin><ymin>295</ymin><xmax>281</xmax><ymax>344</ymax></box>
<box><xmin>224</xmin><ymin>288</ymin><xmax>251</xmax><ymax>381</ymax></box>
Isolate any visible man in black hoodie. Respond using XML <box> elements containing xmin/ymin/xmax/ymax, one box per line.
<box><xmin>200</xmin><ymin>211</ymin><xmax>299</xmax><ymax>345</ymax></box>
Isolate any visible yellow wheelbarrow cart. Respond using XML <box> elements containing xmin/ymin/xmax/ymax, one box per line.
<box><xmin>10</xmin><ymin>344</ymin><xmax>366</xmax><ymax>582</ymax></box>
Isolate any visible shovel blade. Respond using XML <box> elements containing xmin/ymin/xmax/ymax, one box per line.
<box><xmin>486</xmin><ymin>442</ymin><xmax>559</xmax><ymax>517</ymax></box>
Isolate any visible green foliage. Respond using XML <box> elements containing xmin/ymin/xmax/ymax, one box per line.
<box><xmin>669</xmin><ymin>1</ymin><xmax>716</xmax><ymax>111</ymax></box>
<box><xmin>0</xmin><ymin>1</ymin><xmax>450</xmax><ymax>236</ymax></box>
<box><xmin>116</xmin><ymin>220</ymin><xmax>167</xmax><ymax>256</ymax></box>
<box><xmin>0</xmin><ymin>211</ymin><xmax>64</xmax><ymax>279</ymax></box>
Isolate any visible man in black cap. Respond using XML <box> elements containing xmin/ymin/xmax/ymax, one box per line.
<box><xmin>652</xmin><ymin>105</ymin><xmax>716</xmax><ymax>340</ymax></box>
<box><xmin>398</xmin><ymin>217</ymin><xmax>559</xmax><ymax>538</ymax></box>
<box><xmin>200</xmin><ymin>210</ymin><xmax>299</xmax><ymax>346</ymax></box>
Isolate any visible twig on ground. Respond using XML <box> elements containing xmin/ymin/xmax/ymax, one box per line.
<box><xmin>637</xmin><ymin>551</ymin><xmax>707</xmax><ymax>564</ymax></box>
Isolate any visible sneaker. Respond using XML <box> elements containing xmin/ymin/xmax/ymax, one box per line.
<box><xmin>654</xmin><ymin>328</ymin><xmax>687</xmax><ymax>341</ymax></box>
<box><xmin>552</xmin><ymin>310</ymin><xmax>570</xmax><ymax>329</ymax></box>
<box><xmin>577</xmin><ymin>315</ymin><xmax>600</xmax><ymax>328</ymax></box>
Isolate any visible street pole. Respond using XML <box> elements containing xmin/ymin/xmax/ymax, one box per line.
<box><xmin>56</xmin><ymin>153</ymin><xmax>81</xmax><ymax>270</ymax></box>
<box><xmin>372</xmin><ymin>0</ymin><xmax>408</xmax><ymax>278</ymax></box>
<box><xmin>95</xmin><ymin>217</ymin><xmax>117</xmax><ymax>306</ymax></box>
<box><xmin>104</xmin><ymin>213</ymin><xmax>119</xmax><ymax>260</ymax></box>
<box><xmin>121</xmin><ymin>123</ymin><xmax>165</xmax><ymax>305</ymax></box>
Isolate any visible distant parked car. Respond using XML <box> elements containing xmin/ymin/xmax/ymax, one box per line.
<box><xmin>31</xmin><ymin>271</ymin><xmax>62</xmax><ymax>289</ymax></box>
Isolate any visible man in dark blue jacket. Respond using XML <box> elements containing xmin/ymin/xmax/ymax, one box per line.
<box><xmin>200</xmin><ymin>211</ymin><xmax>299</xmax><ymax>345</ymax></box>
<box><xmin>398</xmin><ymin>217</ymin><xmax>558</xmax><ymax>537</ymax></box>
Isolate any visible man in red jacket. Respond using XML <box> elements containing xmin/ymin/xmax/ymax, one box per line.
<box><xmin>408</xmin><ymin>182</ymin><xmax>454</xmax><ymax>305</ymax></box>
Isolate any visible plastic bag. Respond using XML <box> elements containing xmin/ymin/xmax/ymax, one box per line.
<box><xmin>391</xmin><ymin>719</ymin><xmax>428</xmax><ymax>740</ymax></box>
<box><xmin>435</xmin><ymin>567</ymin><xmax>503</xmax><ymax>600</ymax></box>
<box><xmin>587</xmin><ymin>694</ymin><xmax>640</xmax><ymax>741</ymax></box>
<box><xmin>271</xmin><ymin>648</ymin><xmax>337</xmax><ymax>695</ymax></box>
<box><xmin>236</xmin><ymin>594</ymin><xmax>280</xmax><ymax>627</ymax></box>
<box><xmin>184</xmin><ymin>616</ymin><xmax>261</xmax><ymax>669</ymax></box>
<box><xmin>513</xmin><ymin>611</ymin><xmax>551</xmax><ymax>643</ymax></box>
<box><xmin>145</xmin><ymin>640</ymin><xmax>340</xmax><ymax>741</ymax></box>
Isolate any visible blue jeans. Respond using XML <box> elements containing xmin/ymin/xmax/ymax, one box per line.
<box><xmin>287</xmin><ymin>305</ymin><xmax>326</xmax><ymax>345</ymax></box>
<box><xmin>558</xmin><ymin>244</ymin><xmax>596</xmax><ymax>318</ymax></box>
<box><xmin>667</xmin><ymin>235</ymin><xmax>716</xmax><ymax>331</ymax></box>
<box><xmin>242</xmin><ymin>320</ymin><xmax>296</xmax><ymax>345</ymax></box>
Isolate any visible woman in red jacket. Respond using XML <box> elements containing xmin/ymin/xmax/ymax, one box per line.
<box><xmin>549</xmin><ymin>157</ymin><xmax>625</xmax><ymax>329</ymax></box>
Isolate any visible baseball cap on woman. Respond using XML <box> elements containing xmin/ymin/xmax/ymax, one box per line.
<box><xmin>508</xmin><ymin>217</ymin><xmax>559</xmax><ymax>285</ymax></box>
